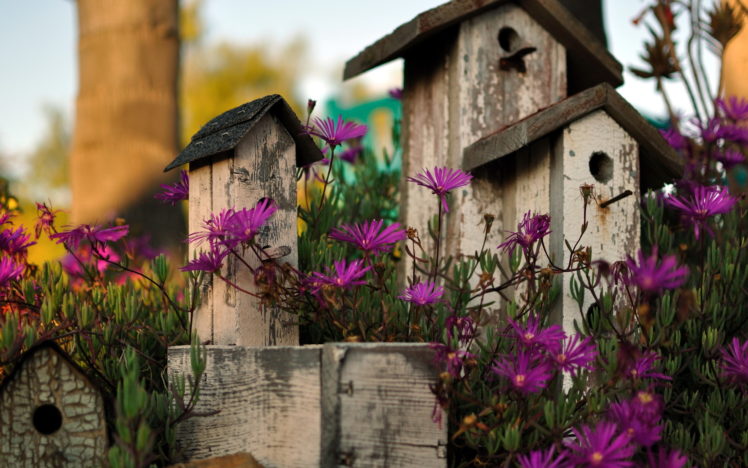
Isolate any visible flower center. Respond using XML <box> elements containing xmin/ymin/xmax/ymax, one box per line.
<box><xmin>637</xmin><ymin>391</ymin><xmax>654</xmax><ymax>404</ymax></box>
<box><xmin>514</xmin><ymin>374</ymin><xmax>526</xmax><ymax>387</ymax></box>
<box><xmin>640</xmin><ymin>276</ymin><xmax>654</xmax><ymax>290</ymax></box>
<box><xmin>557</xmin><ymin>353</ymin><xmax>567</xmax><ymax>363</ymax></box>
<box><xmin>336</xmin><ymin>278</ymin><xmax>344</xmax><ymax>286</ymax></box>
<box><xmin>590</xmin><ymin>452</ymin><xmax>604</xmax><ymax>464</ymax></box>
<box><xmin>523</xmin><ymin>332</ymin><xmax>535</xmax><ymax>341</ymax></box>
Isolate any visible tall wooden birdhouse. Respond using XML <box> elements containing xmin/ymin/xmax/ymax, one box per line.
<box><xmin>344</xmin><ymin>0</ymin><xmax>623</xmax><ymax>264</ymax></box>
<box><xmin>462</xmin><ymin>84</ymin><xmax>681</xmax><ymax>330</ymax></box>
<box><xmin>0</xmin><ymin>342</ymin><xmax>108</xmax><ymax>466</ymax></box>
<box><xmin>164</xmin><ymin>95</ymin><xmax>322</xmax><ymax>347</ymax></box>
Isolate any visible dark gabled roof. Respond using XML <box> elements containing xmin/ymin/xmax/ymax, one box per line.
<box><xmin>344</xmin><ymin>0</ymin><xmax>622</xmax><ymax>92</ymax></box>
<box><xmin>165</xmin><ymin>95</ymin><xmax>322</xmax><ymax>172</ymax></box>
<box><xmin>0</xmin><ymin>341</ymin><xmax>103</xmax><ymax>397</ymax></box>
<box><xmin>462</xmin><ymin>83</ymin><xmax>683</xmax><ymax>189</ymax></box>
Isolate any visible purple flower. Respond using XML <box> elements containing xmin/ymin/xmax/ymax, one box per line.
<box><xmin>0</xmin><ymin>226</ymin><xmax>36</xmax><ymax>256</ymax></box>
<box><xmin>329</xmin><ymin>219</ymin><xmax>407</xmax><ymax>256</ymax></box>
<box><xmin>181</xmin><ymin>247</ymin><xmax>228</xmax><ymax>273</ymax></box>
<box><xmin>623</xmin><ymin>350</ymin><xmax>672</xmax><ymax>381</ymax></box>
<box><xmin>665</xmin><ymin>185</ymin><xmax>737</xmax><ymax>239</ymax></box>
<box><xmin>491</xmin><ymin>350</ymin><xmax>554</xmax><ymax>394</ymax></box>
<box><xmin>564</xmin><ymin>421</ymin><xmax>636</xmax><ymax>468</ymax></box>
<box><xmin>188</xmin><ymin>208</ymin><xmax>236</xmax><ymax>247</ymax></box>
<box><xmin>720</xmin><ymin>337</ymin><xmax>748</xmax><ymax>385</ymax></box>
<box><xmin>388</xmin><ymin>88</ymin><xmax>403</xmax><ymax>100</ymax></box>
<box><xmin>696</xmin><ymin>117</ymin><xmax>728</xmax><ymax>143</ymax></box>
<box><xmin>431</xmin><ymin>342</ymin><xmax>475</xmax><ymax>378</ymax></box>
<box><xmin>155</xmin><ymin>170</ymin><xmax>189</xmax><ymax>205</ymax></box>
<box><xmin>715</xmin><ymin>148</ymin><xmax>745</xmax><ymax>169</ymax></box>
<box><xmin>624</xmin><ymin>248</ymin><xmax>688</xmax><ymax>295</ymax></box>
<box><xmin>225</xmin><ymin>198</ymin><xmax>277</xmax><ymax>245</ymax></box>
<box><xmin>407</xmin><ymin>167</ymin><xmax>473</xmax><ymax>213</ymax></box>
<box><xmin>50</xmin><ymin>224</ymin><xmax>128</xmax><ymax>249</ymax></box>
<box><xmin>445</xmin><ymin>315</ymin><xmax>476</xmax><ymax>344</ymax></box>
<box><xmin>35</xmin><ymin>203</ymin><xmax>57</xmax><ymax>238</ymax></box>
<box><xmin>399</xmin><ymin>281</ymin><xmax>444</xmax><ymax>306</ymax></box>
<box><xmin>309</xmin><ymin>259</ymin><xmax>371</xmax><ymax>291</ymax></box>
<box><xmin>0</xmin><ymin>257</ymin><xmax>23</xmax><ymax>286</ymax></box>
<box><xmin>659</xmin><ymin>128</ymin><xmax>688</xmax><ymax>151</ymax></box>
<box><xmin>717</xmin><ymin>96</ymin><xmax>748</xmax><ymax>121</ymax></box>
<box><xmin>516</xmin><ymin>447</ymin><xmax>567</xmax><ymax>468</ymax></box>
<box><xmin>498</xmin><ymin>211</ymin><xmax>551</xmax><ymax>255</ymax></box>
<box><xmin>645</xmin><ymin>447</ymin><xmax>689</xmax><ymax>468</ymax></box>
<box><xmin>553</xmin><ymin>334</ymin><xmax>597</xmax><ymax>376</ymax></box>
<box><xmin>305</xmin><ymin>116</ymin><xmax>368</xmax><ymax>148</ymax></box>
<box><xmin>339</xmin><ymin>145</ymin><xmax>363</xmax><ymax>164</ymax></box>
<box><xmin>508</xmin><ymin>314</ymin><xmax>565</xmax><ymax>353</ymax></box>
<box><xmin>608</xmin><ymin>393</ymin><xmax>663</xmax><ymax>447</ymax></box>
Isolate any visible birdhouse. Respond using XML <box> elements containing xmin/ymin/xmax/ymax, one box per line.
<box><xmin>164</xmin><ymin>95</ymin><xmax>322</xmax><ymax>347</ymax></box>
<box><xmin>344</xmin><ymin>0</ymin><xmax>623</xmax><ymax>266</ymax></box>
<box><xmin>0</xmin><ymin>342</ymin><xmax>108</xmax><ymax>466</ymax></box>
<box><xmin>462</xmin><ymin>84</ymin><xmax>681</xmax><ymax>330</ymax></box>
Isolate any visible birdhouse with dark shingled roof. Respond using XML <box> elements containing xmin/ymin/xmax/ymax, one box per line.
<box><xmin>165</xmin><ymin>95</ymin><xmax>322</xmax><ymax>347</ymax></box>
<box><xmin>0</xmin><ymin>342</ymin><xmax>108</xmax><ymax>467</ymax></box>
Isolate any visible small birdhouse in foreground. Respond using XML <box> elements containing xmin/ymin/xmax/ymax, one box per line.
<box><xmin>462</xmin><ymin>83</ymin><xmax>681</xmax><ymax>329</ymax></box>
<box><xmin>345</xmin><ymin>0</ymin><xmax>624</xmax><ymax>261</ymax></box>
<box><xmin>0</xmin><ymin>342</ymin><xmax>107</xmax><ymax>466</ymax></box>
<box><xmin>164</xmin><ymin>95</ymin><xmax>323</xmax><ymax>347</ymax></box>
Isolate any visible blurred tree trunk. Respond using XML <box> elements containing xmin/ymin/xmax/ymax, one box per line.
<box><xmin>71</xmin><ymin>0</ymin><xmax>184</xmax><ymax>249</ymax></box>
<box><xmin>723</xmin><ymin>0</ymin><xmax>748</xmax><ymax>100</ymax></box>
<box><xmin>559</xmin><ymin>0</ymin><xmax>607</xmax><ymax>47</ymax></box>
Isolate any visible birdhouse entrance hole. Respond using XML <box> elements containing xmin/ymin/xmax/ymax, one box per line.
<box><xmin>33</xmin><ymin>404</ymin><xmax>63</xmax><ymax>435</ymax></box>
<box><xmin>589</xmin><ymin>151</ymin><xmax>613</xmax><ymax>184</ymax></box>
<box><xmin>497</xmin><ymin>27</ymin><xmax>519</xmax><ymax>52</ymax></box>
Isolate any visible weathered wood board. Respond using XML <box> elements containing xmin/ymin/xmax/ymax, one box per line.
<box><xmin>168</xmin><ymin>343</ymin><xmax>445</xmax><ymax>468</ymax></box>
<box><xmin>188</xmin><ymin>112</ymin><xmax>299</xmax><ymax>347</ymax></box>
<box><xmin>0</xmin><ymin>345</ymin><xmax>108</xmax><ymax>467</ymax></box>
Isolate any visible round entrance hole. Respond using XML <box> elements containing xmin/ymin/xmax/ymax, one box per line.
<box><xmin>589</xmin><ymin>151</ymin><xmax>613</xmax><ymax>184</ymax></box>
<box><xmin>33</xmin><ymin>404</ymin><xmax>63</xmax><ymax>435</ymax></box>
<box><xmin>497</xmin><ymin>27</ymin><xmax>519</xmax><ymax>52</ymax></box>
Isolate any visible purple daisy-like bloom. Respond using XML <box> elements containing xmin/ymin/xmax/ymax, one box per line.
<box><xmin>491</xmin><ymin>350</ymin><xmax>554</xmax><ymax>395</ymax></box>
<box><xmin>509</xmin><ymin>314</ymin><xmax>565</xmax><ymax>353</ymax></box>
<box><xmin>717</xmin><ymin>95</ymin><xmax>748</xmax><ymax>121</ymax></box>
<box><xmin>339</xmin><ymin>145</ymin><xmax>363</xmax><ymax>164</ymax></box>
<box><xmin>0</xmin><ymin>256</ymin><xmax>23</xmax><ymax>286</ymax></box>
<box><xmin>608</xmin><ymin>394</ymin><xmax>663</xmax><ymax>447</ymax></box>
<box><xmin>430</xmin><ymin>342</ymin><xmax>475</xmax><ymax>379</ymax></box>
<box><xmin>553</xmin><ymin>334</ymin><xmax>597</xmax><ymax>376</ymax></box>
<box><xmin>188</xmin><ymin>208</ymin><xmax>237</xmax><ymax>247</ymax></box>
<box><xmin>665</xmin><ymin>185</ymin><xmax>737</xmax><ymax>239</ymax></box>
<box><xmin>399</xmin><ymin>281</ymin><xmax>444</xmax><ymax>306</ymax></box>
<box><xmin>659</xmin><ymin>128</ymin><xmax>688</xmax><ymax>151</ymax></box>
<box><xmin>645</xmin><ymin>447</ymin><xmax>689</xmax><ymax>468</ymax></box>
<box><xmin>715</xmin><ymin>148</ymin><xmax>746</xmax><ymax>169</ymax></box>
<box><xmin>50</xmin><ymin>224</ymin><xmax>128</xmax><ymax>249</ymax></box>
<box><xmin>309</xmin><ymin>259</ymin><xmax>371</xmax><ymax>291</ymax></box>
<box><xmin>564</xmin><ymin>421</ymin><xmax>636</xmax><ymax>468</ymax></box>
<box><xmin>388</xmin><ymin>88</ymin><xmax>403</xmax><ymax>100</ymax></box>
<box><xmin>181</xmin><ymin>246</ymin><xmax>229</xmax><ymax>273</ymax></box>
<box><xmin>305</xmin><ymin>116</ymin><xmax>368</xmax><ymax>148</ymax></box>
<box><xmin>445</xmin><ymin>315</ymin><xmax>476</xmax><ymax>344</ymax></box>
<box><xmin>226</xmin><ymin>198</ymin><xmax>277</xmax><ymax>245</ymax></box>
<box><xmin>0</xmin><ymin>226</ymin><xmax>36</xmax><ymax>256</ymax></box>
<box><xmin>623</xmin><ymin>350</ymin><xmax>672</xmax><ymax>381</ymax></box>
<box><xmin>624</xmin><ymin>248</ymin><xmax>688</xmax><ymax>295</ymax></box>
<box><xmin>516</xmin><ymin>447</ymin><xmax>567</xmax><ymax>468</ymax></box>
<box><xmin>35</xmin><ymin>203</ymin><xmax>57</xmax><ymax>238</ymax></box>
<box><xmin>155</xmin><ymin>170</ymin><xmax>189</xmax><ymax>205</ymax></box>
<box><xmin>720</xmin><ymin>337</ymin><xmax>748</xmax><ymax>385</ymax></box>
<box><xmin>407</xmin><ymin>167</ymin><xmax>473</xmax><ymax>213</ymax></box>
<box><xmin>329</xmin><ymin>219</ymin><xmax>407</xmax><ymax>256</ymax></box>
<box><xmin>498</xmin><ymin>211</ymin><xmax>551</xmax><ymax>255</ymax></box>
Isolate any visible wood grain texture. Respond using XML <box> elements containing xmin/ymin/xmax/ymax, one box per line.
<box><xmin>343</xmin><ymin>0</ymin><xmax>621</xmax><ymax>90</ymax></box>
<box><xmin>0</xmin><ymin>346</ymin><xmax>107</xmax><ymax>467</ymax></box>
<box><xmin>169</xmin><ymin>346</ymin><xmax>322</xmax><ymax>468</ymax></box>
<box><xmin>189</xmin><ymin>113</ymin><xmax>299</xmax><ymax>346</ymax></box>
<box><xmin>321</xmin><ymin>343</ymin><xmax>447</xmax><ymax>468</ymax></box>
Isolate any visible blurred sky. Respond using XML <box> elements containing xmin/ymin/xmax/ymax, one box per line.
<box><xmin>0</xmin><ymin>0</ymin><xmax>718</xmax><ymax>173</ymax></box>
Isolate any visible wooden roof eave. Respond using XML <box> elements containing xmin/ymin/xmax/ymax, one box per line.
<box><xmin>343</xmin><ymin>0</ymin><xmax>623</xmax><ymax>90</ymax></box>
<box><xmin>462</xmin><ymin>83</ymin><xmax>683</xmax><ymax>189</ymax></box>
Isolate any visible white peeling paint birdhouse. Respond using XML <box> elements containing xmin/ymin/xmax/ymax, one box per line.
<box><xmin>0</xmin><ymin>342</ymin><xmax>108</xmax><ymax>467</ymax></box>
<box><xmin>344</xmin><ymin>0</ymin><xmax>624</xmax><ymax>262</ymax></box>
<box><xmin>164</xmin><ymin>95</ymin><xmax>323</xmax><ymax>347</ymax></box>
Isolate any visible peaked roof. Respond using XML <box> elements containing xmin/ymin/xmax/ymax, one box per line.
<box><xmin>344</xmin><ymin>0</ymin><xmax>623</xmax><ymax>92</ymax></box>
<box><xmin>165</xmin><ymin>95</ymin><xmax>322</xmax><ymax>172</ymax></box>
<box><xmin>462</xmin><ymin>83</ymin><xmax>683</xmax><ymax>189</ymax></box>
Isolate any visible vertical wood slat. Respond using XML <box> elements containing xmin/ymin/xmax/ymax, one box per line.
<box><xmin>169</xmin><ymin>343</ymin><xmax>445</xmax><ymax>468</ymax></box>
<box><xmin>188</xmin><ymin>113</ymin><xmax>299</xmax><ymax>347</ymax></box>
